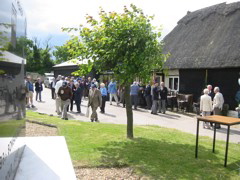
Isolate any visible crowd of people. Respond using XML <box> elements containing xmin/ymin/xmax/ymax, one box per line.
<box><xmin>49</xmin><ymin>76</ymin><xmax>171</xmax><ymax>121</ymax></box>
<box><xmin>24</xmin><ymin>75</ymin><xmax>227</xmax><ymax>128</ymax></box>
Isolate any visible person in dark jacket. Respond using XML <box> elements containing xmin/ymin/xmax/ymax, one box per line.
<box><xmin>119</xmin><ymin>86</ymin><xmax>126</xmax><ymax>108</ymax></box>
<box><xmin>35</xmin><ymin>78</ymin><xmax>43</xmax><ymax>101</ymax></box>
<box><xmin>50</xmin><ymin>77</ymin><xmax>56</xmax><ymax>99</ymax></box>
<box><xmin>74</xmin><ymin>82</ymin><xmax>83</xmax><ymax>113</ymax></box>
<box><xmin>151</xmin><ymin>82</ymin><xmax>159</xmax><ymax>114</ymax></box>
<box><xmin>159</xmin><ymin>82</ymin><xmax>168</xmax><ymax>114</ymax></box>
<box><xmin>144</xmin><ymin>82</ymin><xmax>152</xmax><ymax>110</ymax></box>
<box><xmin>207</xmin><ymin>85</ymin><xmax>215</xmax><ymax>100</ymax></box>
<box><xmin>67</xmin><ymin>80</ymin><xmax>76</xmax><ymax>111</ymax></box>
<box><xmin>207</xmin><ymin>84</ymin><xmax>214</xmax><ymax>127</ymax></box>
<box><xmin>77</xmin><ymin>78</ymin><xmax>85</xmax><ymax>101</ymax></box>
<box><xmin>138</xmin><ymin>82</ymin><xmax>146</xmax><ymax>108</ymax></box>
<box><xmin>58</xmin><ymin>81</ymin><xmax>72</xmax><ymax>120</ymax></box>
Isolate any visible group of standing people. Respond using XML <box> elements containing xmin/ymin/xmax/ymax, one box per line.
<box><xmin>23</xmin><ymin>75</ymin><xmax>229</xmax><ymax>128</ymax></box>
<box><xmin>52</xmin><ymin>75</ymin><xmax>107</xmax><ymax>121</ymax></box>
<box><xmin>54</xmin><ymin>76</ymin><xmax>84</xmax><ymax>120</ymax></box>
<box><xmin>200</xmin><ymin>85</ymin><xmax>224</xmax><ymax>129</ymax></box>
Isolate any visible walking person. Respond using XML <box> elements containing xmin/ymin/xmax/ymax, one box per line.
<box><xmin>108</xmin><ymin>79</ymin><xmax>119</xmax><ymax>105</ymax></box>
<box><xmin>74</xmin><ymin>82</ymin><xmax>83</xmax><ymax>113</ymax></box>
<box><xmin>35</xmin><ymin>78</ymin><xmax>43</xmax><ymax>101</ymax></box>
<box><xmin>88</xmin><ymin>84</ymin><xmax>102</xmax><ymax>122</ymax></box>
<box><xmin>213</xmin><ymin>87</ymin><xmax>224</xmax><ymax>129</ymax></box>
<box><xmin>130</xmin><ymin>81</ymin><xmax>139</xmax><ymax>110</ymax></box>
<box><xmin>100</xmin><ymin>83</ymin><xmax>107</xmax><ymax>113</ymax></box>
<box><xmin>26</xmin><ymin>76</ymin><xmax>35</xmax><ymax>108</ymax></box>
<box><xmin>50</xmin><ymin>77</ymin><xmax>56</xmax><ymax>99</ymax></box>
<box><xmin>200</xmin><ymin>89</ymin><xmax>213</xmax><ymax>128</ymax></box>
<box><xmin>151</xmin><ymin>82</ymin><xmax>159</xmax><ymax>114</ymax></box>
<box><xmin>58</xmin><ymin>81</ymin><xmax>72</xmax><ymax>120</ymax></box>
<box><xmin>159</xmin><ymin>82</ymin><xmax>168</xmax><ymax>114</ymax></box>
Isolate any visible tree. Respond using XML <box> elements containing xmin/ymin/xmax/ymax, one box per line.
<box><xmin>7</xmin><ymin>36</ymin><xmax>33</xmax><ymax>58</ymax></box>
<box><xmin>7</xmin><ymin>37</ymin><xmax>54</xmax><ymax>74</ymax></box>
<box><xmin>64</xmin><ymin>4</ymin><xmax>167</xmax><ymax>139</ymax></box>
<box><xmin>0</xmin><ymin>23</ymin><xmax>11</xmax><ymax>61</ymax></box>
<box><xmin>53</xmin><ymin>45</ymin><xmax>71</xmax><ymax>64</ymax></box>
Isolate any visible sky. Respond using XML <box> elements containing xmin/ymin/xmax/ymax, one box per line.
<box><xmin>21</xmin><ymin>0</ymin><xmax>237</xmax><ymax>48</ymax></box>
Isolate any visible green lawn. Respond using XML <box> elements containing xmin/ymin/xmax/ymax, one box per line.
<box><xmin>0</xmin><ymin>119</ymin><xmax>25</xmax><ymax>137</ymax></box>
<box><xmin>26</xmin><ymin>111</ymin><xmax>240</xmax><ymax>179</ymax></box>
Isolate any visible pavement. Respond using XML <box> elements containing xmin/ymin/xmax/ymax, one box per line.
<box><xmin>29</xmin><ymin>88</ymin><xmax>240</xmax><ymax>143</ymax></box>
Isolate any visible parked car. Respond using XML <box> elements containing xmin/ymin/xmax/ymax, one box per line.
<box><xmin>44</xmin><ymin>77</ymin><xmax>54</xmax><ymax>88</ymax></box>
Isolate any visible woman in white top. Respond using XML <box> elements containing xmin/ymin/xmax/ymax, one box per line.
<box><xmin>200</xmin><ymin>89</ymin><xmax>213</xmax><ymax>128</ymax></box>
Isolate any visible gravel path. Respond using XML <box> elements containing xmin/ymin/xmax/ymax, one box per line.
<box><xmin>75</xmin><ymin>167</ymin><xmax>146</xmax><ymax>180</ymax></box>
<box><xmin>25</xmin><ymin>121</ymin><xmax>143</xmax><ymax>179</ymax></box>
<box><xmin>25</xmin><ymin>121</ymin><xmax>58</xmax><ymax>136</ymax></box>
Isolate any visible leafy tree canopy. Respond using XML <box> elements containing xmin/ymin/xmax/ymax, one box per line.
<box><xmin>63</xmin><ymin>4</ymin><xmax>168</xmax><ymax>84</ymax></box>
<box><xmin>53</xmin><ymin>45</ymin><xmax>71</xmax><ymax>64</ymax></box>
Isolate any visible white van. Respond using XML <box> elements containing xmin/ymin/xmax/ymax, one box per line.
<box><xmin>44</xmin><ymin>77</ymin><xmax>54</xmax><ymax>88</ymax></box>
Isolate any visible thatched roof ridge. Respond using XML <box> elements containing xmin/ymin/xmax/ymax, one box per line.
<box><xmin>163</xmin><ymin>2</ymin><xmax>240</xmax><ymax>69</ymax></box>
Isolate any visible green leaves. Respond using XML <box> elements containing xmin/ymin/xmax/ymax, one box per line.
<box><xmin>64</xmin><ymin>4</ymin><xmax>168</xmax><ymax>84</ymax></box>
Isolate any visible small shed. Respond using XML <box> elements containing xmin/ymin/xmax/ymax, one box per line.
<box><xmin>52</xmin><ymin>59</ymin><xmax>95</xmax><ymax>78</ymax></box>
<box><xmin>162</xmin><ymin>2</ymin><xmax>240</xmax><ymax>110</ymax></box>
<box><xmin>0</xmin><ymin>51</ymin><xmax>26</xmax><ymax>76</ymax></box>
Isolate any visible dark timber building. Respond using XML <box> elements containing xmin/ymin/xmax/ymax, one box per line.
<box><xmin>162</xmin><ymin>2</ymin><xmax>240</xmax><ymax>110</ymax></box>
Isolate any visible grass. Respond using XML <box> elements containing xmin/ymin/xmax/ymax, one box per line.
<box><xmin>26</xmin><ymin>110</ymin><xmax>240</xmax><ymax>179</ymax></box>
<box><xmin>0</xmin><ymin>119</ymin><xmax>25</xmax><ymax>137</ymax></box>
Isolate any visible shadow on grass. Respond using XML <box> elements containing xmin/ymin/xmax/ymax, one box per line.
<box><xmin>97</xmin><ymin>137</ymin><xmax>237</xmax><ymax>179</ymax></box>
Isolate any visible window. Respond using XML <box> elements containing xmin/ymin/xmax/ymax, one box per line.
<box><xmin>169</xmin><ymin>77</ymin><xmax>179</xmax><ymax>91</ymax></box>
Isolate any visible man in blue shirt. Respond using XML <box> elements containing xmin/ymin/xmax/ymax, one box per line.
<box><xmin>130</xmin><ymin>81</ymin><xmax>139</xmax><ymax>110</ymax></box>
<box><xmin>108</xmin><ymin>79</ymin><xmax>119</xmax><ymax>106</ymax></box>
<box><xmin>25</xmin><ymin>76</ymin><xmax>35</xmax><ymax>108</ymax></box>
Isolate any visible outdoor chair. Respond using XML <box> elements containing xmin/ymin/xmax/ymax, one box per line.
<box><xmin>177</xmin><ymin>94</ymin><xmax>193</xmax><ymax>112</ymax></box>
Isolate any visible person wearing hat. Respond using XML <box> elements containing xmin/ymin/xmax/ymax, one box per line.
<box><xmin>58</xmin><ymin>81</ymin><xmax>73</xmax><ymax>120</ymax></box>
<box><xmin>88</xmin><ymin>84</ymin><xmax>102</xmax><ymax>122</ymax></box>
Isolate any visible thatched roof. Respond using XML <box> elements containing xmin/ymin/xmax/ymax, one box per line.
<box><xmin>163</xmin><ymin>2</ymin><xmax>240</xmax><ymax>69</ymax></box>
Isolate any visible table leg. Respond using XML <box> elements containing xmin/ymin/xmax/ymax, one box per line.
<box><xmin>195</xmin><ymin>119</ymin><xmax>199</xmax><ymax>158</ymax></box>
<box><xmin>213</xmin><ymin>123</ymin><xmax>216</xmax><ymax>153</ymax></box>
<box><xmin>224</xmin><ymin>125</ymin><xmax>230</xmax><ymax>167</ymax></box>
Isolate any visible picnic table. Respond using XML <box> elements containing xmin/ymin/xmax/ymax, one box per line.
<box><xmin>195</xmin><ymin>115</ymin><xmax>240</xmax><ymax>167</ymax></box>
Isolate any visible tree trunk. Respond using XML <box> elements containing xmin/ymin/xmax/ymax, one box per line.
<box><xmin>124</xmin><ymin>84</ymin><xmax>134</xmax><ymax>139</ymax></box>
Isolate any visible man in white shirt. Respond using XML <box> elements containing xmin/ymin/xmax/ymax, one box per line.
<box><xmin>55</xmin><ymin>76</ymin><xmax>64</xmax><ymax>115</ymax></box>
<box><xmin>200</xmin><ymin>89</ymin><xmax>212</xmax><ymax>128</ymax></box>
<box><xmin>213</xmin><ymin>87</ymin><xmax>224</xmax><ymax>128</ymax></box>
